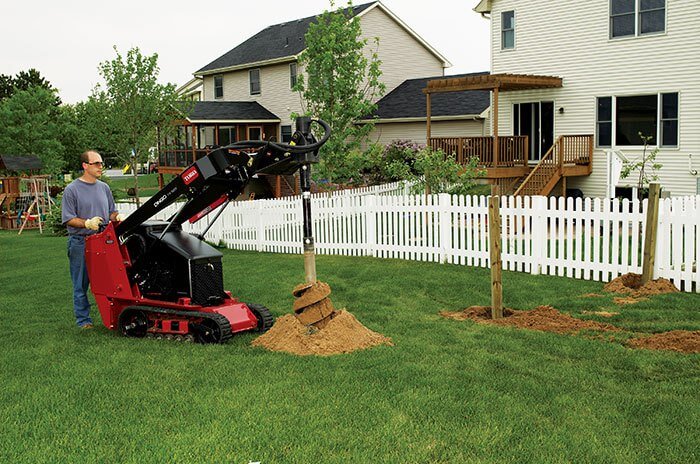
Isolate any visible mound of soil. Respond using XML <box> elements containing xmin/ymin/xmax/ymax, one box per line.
<box><xmin>604</xmin><ymin>273</ymin><xmax>679</xmax><ymax>298</ymax></box>
<box><xmin>628</xmin><ymin>331</ymin><xmax>700</xmax><ymax>354</ymax></box>
<box><xmin>252</xmin><ymin>310</ymin><xmax>393</xmax><ymax>356</ymax></box>
<box><xmin>441</xmin><ymin>305</ymin><xmax>698</xmax><ymax>353</ymax></box>
<box><xmin>440</xmin><ymin>305</ymin><xmax>620</xmax><ymax>334</ymax></box>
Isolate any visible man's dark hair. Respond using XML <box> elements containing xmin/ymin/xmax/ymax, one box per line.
<box><xmin>80</xmin><ymin>150</ymin><xmax>98</xmax><ymax>164</ymax></box>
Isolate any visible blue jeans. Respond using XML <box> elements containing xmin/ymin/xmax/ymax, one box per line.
<box><xmin>68</xmin><ymin>235</ymin><xmax>93</xmax><ymax>327</ymax></box>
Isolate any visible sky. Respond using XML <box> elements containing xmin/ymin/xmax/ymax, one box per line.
<box><xmin>1</xmin><ymin>0</ymin><xmax>491</xmax><ymax>104</ymax></box>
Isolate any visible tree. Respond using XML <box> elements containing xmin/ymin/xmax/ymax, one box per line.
<box><xmin>294</xmin><ymin>0</ymin><xmax>385</xmax><ymax>182</ymax></box>
<box><xmin>0</xmin><ymin>86</ymin><xmax>66</xmax><ymax>174</ymax></box>
<box><xmin>0</xmin><ymin>68</ymin><xmax>60</xmax><ymax>105</ymax></box>
<box><xmin>88</xmin><ymin>46</ymin><xmax>180</xmax><ymax>204</ymax></box>
<box><xmin>620</xmin><ymin>132</ymin><xmax>663</xmax><ymax>200</ymax></box>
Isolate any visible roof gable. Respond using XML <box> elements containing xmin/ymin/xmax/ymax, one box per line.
<box><xmin>196</xmin><ymin>2</ymin><xmax>376</xmax><ymax>75</ymax></box>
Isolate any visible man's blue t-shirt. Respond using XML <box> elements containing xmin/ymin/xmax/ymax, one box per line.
<box><xmin>61</xmin><ymin>179</ymin><xmax>116</xmax><ymax>236</ymax></box>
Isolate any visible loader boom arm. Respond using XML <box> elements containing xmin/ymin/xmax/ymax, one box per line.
<box><xmin>115</xmin><ymin>117</ymin><xmax>329</xmax><ymax>240</ymax></box>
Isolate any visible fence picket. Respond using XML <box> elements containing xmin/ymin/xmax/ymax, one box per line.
<box><xmin>117</xmin><ymin>188</ymin><xmax>700</xmax><ymax>293</ymax></box>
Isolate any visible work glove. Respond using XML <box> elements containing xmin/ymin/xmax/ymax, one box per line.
<box><xmin>115</xmin><ymin>213</ymin><xmax>126</xmax><ymax>222</ymax></box>
<box><xmin>84</xmin><ymin>216</ymin><xmax>103</xmax><ymax>231</ymax></box>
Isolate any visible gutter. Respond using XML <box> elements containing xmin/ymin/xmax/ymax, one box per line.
<box><xmin>195</xmin><ymin>55</ymin><xmax>299</xmax><ymax>77</ymax></box>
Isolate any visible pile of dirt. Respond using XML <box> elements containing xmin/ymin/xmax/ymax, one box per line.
<box><xmin>628</xmin><ymin>330</ymin><xmax>700</xmax><ymax>354</ymax></box>
<box><xmin>439</xmin><ymin>305</ymin><xmax>620</xmax><ymax>334</ymax></box>
<box><xmin>441</xmin><ymin>305</ymin><xmax>698</xmax><ymax>354</ymax></box>
<box><xmin>252</xmin><ymin>310</ymin><xmax>393</xmax><ymax>356</ymax></box>
<box><xmin>604</xmin><ymin>273</ymin><xmax>679</xmax><ymax>299</ymax></box>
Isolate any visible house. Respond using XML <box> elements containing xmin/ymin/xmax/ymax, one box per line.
<box><xmin>361</xmin><ymin>72</ymin><xmax>491</xmax><ymax>147</ymax></box>
<box><xmin>428</xmin><ymin>0</ymin><xmax>698</xmax><ymax>198</ymax></box>
<box><xmin>159</xmin><ymin>1</ymin><xmax>451</xmax><ymax>196</ymax></box>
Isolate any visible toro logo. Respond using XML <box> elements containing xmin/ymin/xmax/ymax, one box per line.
<box><xmin>182</xmin><ymin>167</ymin><xmax>199</xmax><ymax>185</ymax></box>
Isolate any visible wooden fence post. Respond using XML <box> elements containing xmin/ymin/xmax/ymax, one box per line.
<box><xmin>489</xmin><ymin>187</ymin><xmax>503</xmax><ymax>319</ymax></box>
<box><xmin>642</xmin><ymin>183</ymin><xmax>661</xmax><ymax>284</ymax></box>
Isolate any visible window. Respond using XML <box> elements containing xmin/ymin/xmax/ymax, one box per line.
<box><xmin>595</xmin><ymin>93</ymin><xmax>678</xmax><ymax>147</ymax></box>
<box><xmin>214</xmin><ymin>75</ymin><xmax>223</xmax><ymax>99</ymax></box>
<box><xmin>501</xmin><ymin>11</ymin><xmax>515</xmax><ymax>49</ymax></box>
<box><xmin>661</xmin><ymin>92</ymin><xmax>678</xmax><ymax>147</ymax></box>
<box><xmin>217</xmin><ymin>126</ymin><xmax>237</xmax><ymax>146</ymax></box>
<box><xmin>610</xmin><ymin>0</ymin><xmax>665</xmax><ymax>38</ymax></box>
<box><xmin>597</xmin><ymin>97</ymin><xmax>613</xmax><ymax>147</ymax></box>
<box><xmin>289</xmin><ymin>63</ymin><xmax>297</xmax><ymax>89</ymax></box>
<box><xmin>248</xmin><ymin>126</ymin><xmax>262</xmax><ymax>140</ymax></box>
<box><xmin>281</xmin><ymin>125</ymin><xmax>292</xmax><ymax>143</ymax></box>
<box><xmin>249</xmin><ymin>69</ymin><xmax>261</xmax><ymax>95</ymax></box>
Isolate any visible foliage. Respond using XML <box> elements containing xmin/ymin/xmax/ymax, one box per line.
<box><xmin>294</xmin><ymin>0</ymin><xmax>385</xmax><ymax>182</ymax></box>
<box><xmin>2</xmin><ymin>231</ymin><xmax>700</xmax><ymax>463</ymax></box>
<box><xmin>386</xmin><ymin>145</ymin><xmax>486</xmax><ymax>195</ymax></box>
<box><xmin>0</xmin><ymin>68</ymin><xmax>60</xmax><ymax>105</ymax></box>
<box><xmin>620</xmin><ymin>132</ymin><xmax>663</xmax><ymax>198</ymax></box>
<box><xmin>0</xmin><ymin>87</ymin><xmax>67</xmax><ymax>175</ymax></box>
<box><xmin>45</xmin><ymin>194</ymin><xmax>67</xmax><ymax>236</ymax></box>
<box><xmin>85</xmin><ymin>46</ymin><xmax>181</xmax><ymax>204</ymax></box>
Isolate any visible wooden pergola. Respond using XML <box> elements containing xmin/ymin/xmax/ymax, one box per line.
<box><xmin>423</xmin><ymin>73</ymin><xmax>563</xmax><ymax>167</ymax></box>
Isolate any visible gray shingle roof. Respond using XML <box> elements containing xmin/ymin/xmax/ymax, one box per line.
<box><xmin>370</xmin><ymin>72</ymin><xmax>491</xmax><ymax>120</ymax></box>
<box><xmin>0</xmin><ymin>154</ymin><xmax>43</xmax><ymax>172</ymax></box>
<box><xmin>196</xmin><ymin>2</ymin><xmax>376</xmax><ymax>74</ymax></box>
<box><xmin>187</xmin><ymin>101</ymin><xmax>279</xmax><ymax>121</ymax></box>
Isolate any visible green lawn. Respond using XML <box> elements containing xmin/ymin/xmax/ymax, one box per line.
<box><xmin>1</xmin><ymin>231</ymin><xmax>698</xmax><ymax>463</ymax></box>
<box><xmin>103</xmin><ymin>173</ymin><xmax>168</xmax><ymax>201</ymax></box>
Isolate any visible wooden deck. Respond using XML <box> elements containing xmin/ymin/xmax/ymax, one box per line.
<box><xmin>429</xmin><ymin>134</ymin><xmax>593</xmax><ymax>195</ymax></box>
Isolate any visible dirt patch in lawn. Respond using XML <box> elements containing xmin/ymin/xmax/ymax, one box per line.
<box><xmin>252</xmin><ymin>310</ymin><xmax>393</xmax><ymax>356</ymax></box>
<box><xmin>628</xmin><ymin>331</ymin><xmax>700</xmax><ymax>354</ymax></box>
<box><xmin>440</xmin><ymin>305</ymin><xmax>620</xmax><ymax>334</ymax></box>
<box><xmin>441</xmin><ymin>305</ymin><xmax>698</xmax><ymax>354</ymax></box>
<box><xmin>604</xmin><ymin>273</ymin><xmax>679</xmax><ymax>298</ymax></box>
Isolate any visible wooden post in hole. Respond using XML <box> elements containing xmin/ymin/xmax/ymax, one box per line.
<box><xmin>489</xmin><ymin>185</ymin><xmax>503</xmax><ymax>319</ymax></box>
<box><xmin>641</xmin><ymin>183</ymin><xmax>661</xmax><ymax>285</ymax></box>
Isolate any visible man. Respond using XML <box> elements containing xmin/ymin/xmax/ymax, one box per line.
<box><xmin>62</xmin><ymin>150</ymin><xmax>125</xmax><ymax>329</ymax></box>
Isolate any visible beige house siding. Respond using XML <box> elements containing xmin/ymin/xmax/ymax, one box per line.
<box><xmin>359</xmin><ymin>7</ymin><xmax>446</xmax><ymax>95</ymax></box>
<box><xmin>485</xmin><ymin>0</ymin><xmax>700</xmax><ymax>197</ymax></box>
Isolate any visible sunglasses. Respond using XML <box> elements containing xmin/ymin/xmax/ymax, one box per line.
<box><xmin>85</xmin><ymin>161</ymin><xmax>104</xmax><ymax>166</ymax></box>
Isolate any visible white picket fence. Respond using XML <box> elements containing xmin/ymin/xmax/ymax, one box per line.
<box><xmin>119</xmin><ymin>187</ymin><xmax>700</xmax><ymax>293</ymax></box>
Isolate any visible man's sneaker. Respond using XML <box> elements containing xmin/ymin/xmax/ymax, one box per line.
<box><xmin>81</xmin><ymin>323</ymin><xmax>94</xmax><ymax>329</ymax></box>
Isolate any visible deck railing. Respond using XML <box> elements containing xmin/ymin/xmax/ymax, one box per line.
<box><xmin>159</xmin><ymin>149</ymin><xmax>209</xmax><ymax>168</ymax></box>
<box><xmin>429</xmin><ymin>136</ymin><xmax>529</xmax><ymax>168</ymax></box>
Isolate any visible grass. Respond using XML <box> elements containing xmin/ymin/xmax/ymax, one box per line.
<box><xmin>102</xmin><ymin>173</ymin><xmax>168</xmax><ymax>201</ymax></box>
<box><xmin>1</xmin><ymin>230</ymin><xmax>698</xmax><ymax>463</ymax></box>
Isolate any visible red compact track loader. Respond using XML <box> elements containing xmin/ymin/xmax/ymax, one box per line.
<box><xmin>85</xmin><ymin>118</ymin><xmax>330</xmax><ymax>343</ymax></box>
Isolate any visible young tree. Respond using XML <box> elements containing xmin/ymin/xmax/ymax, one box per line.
<box><xmin>620</xmin><ymin>132</ymin><xmax>663</xmax><ymax>200</ymax></box>
<box><xmin>294</xmin><ymin>0</ymin><xmax>385</xmax><ymax>182</ymax></box>
<box><xmin>89</xmin><ymin>46</ymin><xmax>179</xmax><ymax>205</ymax></box>
<box><xmin>0</xmin><ymin>86</ymin><xmax>66</xmax><ymax>174</ymax></box>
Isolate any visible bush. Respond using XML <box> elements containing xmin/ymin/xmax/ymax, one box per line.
<box><xmin>45</xmin><ymin>194</ymin><xmax>67</xmax><ymax>236</ymax></box>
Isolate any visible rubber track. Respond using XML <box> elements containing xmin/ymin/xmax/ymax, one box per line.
<box><xmin>246</xmin><ymin>303</ymin><xmax>275</xmax><ymax>332</ymax></box>
<box><xmin>123</xmin><ymin>305</ymin><xmax>233</xmax><ymax>343</ymax></box>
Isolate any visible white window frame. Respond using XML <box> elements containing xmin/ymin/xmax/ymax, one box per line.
<box><xmin>214</xmin><ymin>75</ymin><xmax>223</xmax><ymax>99</ymax></box>
<box><xmin>501</xmin><ymin>10</ymin><xmax>515</xmax><ymax>50</ymax></box>
<box><xmin>595</xmin><ymin>92</ymin><xmax>679</xmax><ymax>149</ymax></box>
<box><xmin>610</xmin><ymin>0</ymin><xmax>666</xmax><ymax>39</ymax></box>
<box><xmin>289</xmin><ymin>63</ymin><xmax>298</xmax><ymax>89</ymax></box>
<box><xmin>249</xmin><ymin>68</ymin><xmax>261</xmax><ymax>95</ymax></box>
